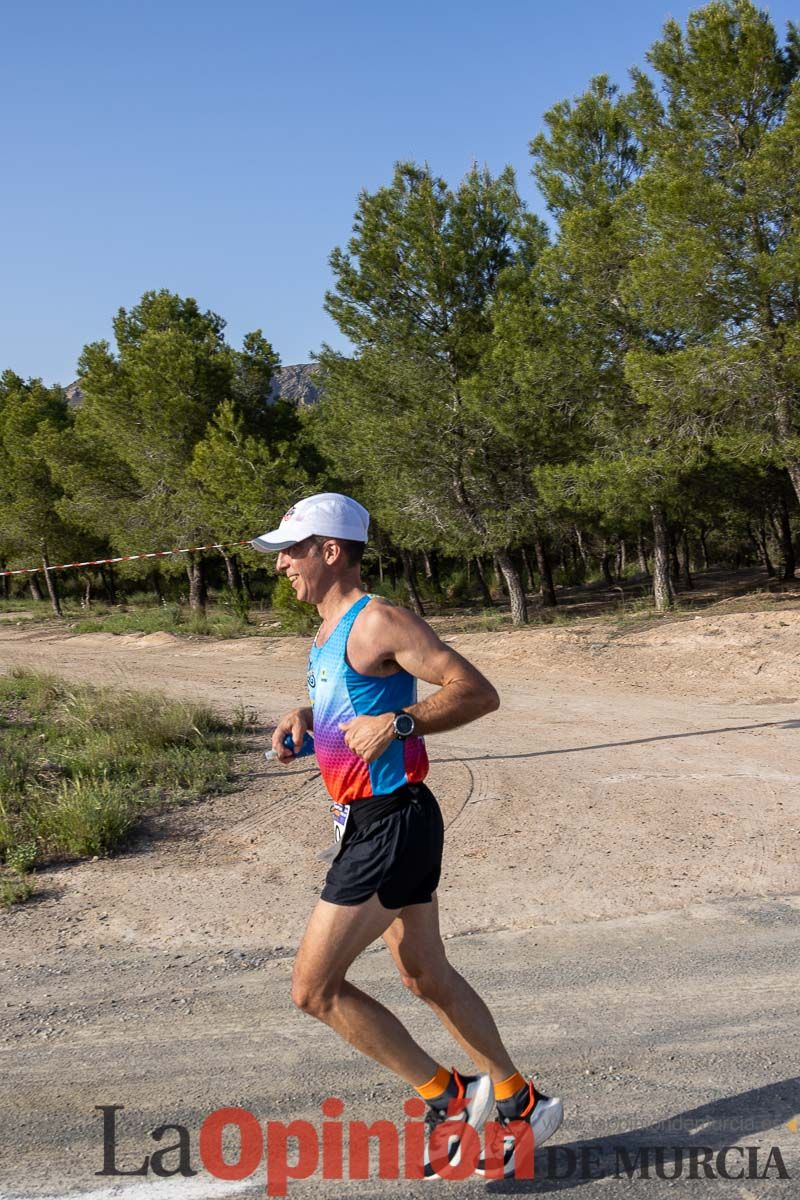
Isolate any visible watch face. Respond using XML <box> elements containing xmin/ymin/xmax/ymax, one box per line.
<box><xmin>395</xmin><ymin>713</ymin><xmax>414</xmax><ymax>736</ymax></box>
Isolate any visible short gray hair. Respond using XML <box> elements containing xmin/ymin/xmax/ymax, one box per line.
<box><xmin>311</xmin><ymin>535</ymin><xmax>365</xmax><ymax>567</ymax></box>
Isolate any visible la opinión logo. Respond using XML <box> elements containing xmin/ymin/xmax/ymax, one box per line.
<box><xmin>96</xmin><ymin>1103</ymin><xmax>792</xmax><ymax>1193</ymax></box>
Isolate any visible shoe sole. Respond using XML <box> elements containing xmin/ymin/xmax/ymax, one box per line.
<box><xmin>474</xmin><ymin>1096</ymin><xmax>564</xmax><ymax>1179</ymax></box>
<box><xmin>424</xmin><ymin>1073</ymin><xmax>495</xmax><ymax>1181</ymax></box>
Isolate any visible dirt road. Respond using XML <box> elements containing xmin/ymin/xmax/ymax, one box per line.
<box><xmin>1</xmin><ymin>611</ymin><xmax>799</xmax><ymax>1196</ymax></box>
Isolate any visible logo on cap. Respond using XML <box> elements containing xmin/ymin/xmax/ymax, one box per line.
<box><xmin>280</xmin><ymin>505</ymin><xmax>297</xmax><ymax>524</ymax></box>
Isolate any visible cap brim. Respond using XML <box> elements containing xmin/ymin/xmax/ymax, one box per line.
<box><xmin>250</xmin><ymin>533</ymin><xmax>298</xmax><ymax>552</ymax></box>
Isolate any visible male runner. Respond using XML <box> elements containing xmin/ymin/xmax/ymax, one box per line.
<box><xmin>252</xmin><ymin>492</ymin><xmax>562</xmax><ymax>1178</ymax></box>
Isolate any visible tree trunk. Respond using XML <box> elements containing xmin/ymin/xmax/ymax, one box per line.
<box><xmin>679</xmin><ymin>531</ymin><xmax>693</xmax><ymax>590</ymax></box>
<box><xmin>637</xmin><ymin>528</ymin><xmax>649</xmax><ymax>576</ymax></box>
<box><xmin>377</xmin><ymin>553</ymin><xmax>384</xmax><ymax>584</ymax></box>
<box><xmin>698</xmin><ymin>523</ymin><xmax>711</xmax><ymax>570</ymax></box>
<box><xmin>569</xmin><ymin>537</ymin><xmax>585</xmax><ymax>582</ymax></box>
<box><xmin>494</xmin><ymin>547</ymin><xmax>528</xmax><ymax>625</ymax></box>
<box><xmin>186</xmin><ymin>552</ymin><xmax>207</xmax><ymax>615</ymax></box>
<box><xmin>222</xmin><ymin>553</ymin><xmax>237</xmax><ymax>593</ymax></box>
<box><xmin>399</xmin><ymin>548</ymin><xmax>424</xmax><ymax>616</ymax></box>
<box><xmin>473</xmin><ymin>557</ymin><xmax>494</xmax><ymax>607</ymax></box>
<box><xmin>422</xmin><ymin>549</ymin><xmax>441</xmax><ymax>595</ymax></box>
<box><xmin>492</xmin><ymin>553</ymin><xmax>509</xmax><ymax>597</ymax></box>
<box><xmin>669</xmin><ymin>529</ymin><xmax>681</xmax><ymax>592</ymax></box>
<box><xmin>81</xmin><ymin>576</ymin><xmax>92</xmax><ymax>608</ymax></box>
<box><xmin>783</xmin><ymin>455</ymin><xmax>800</xmax><ymax>511</ymax></box>
<box><xmin>29</xmin><ymin>574</ymin><xmax>44</xmax><ymax>602</ymax></box>
<box><xmin>428</xmin><ymin>550</ymin><xmax>441</xmax><ymax>591</ymax></box>
<box><xmin>618</xmin><ymin>539</ymin><xmax>626</xmax><ymax>579</ymax></box>
<box><xmin>650</xmin><ymin>506</ymin><xmax>674</xmax><ymax>611</ymax></box>
<box><xmin>778</xmin><ymin>495</ymin><xmax>796</xmax><ymax>580</ymax></box>
<box><xmin>755</xmin><ymin>520</ymin><xmax>776</xmax><ymax>577</ymax></box>
<box><xmin>151</xmin><ymin>568</ymin><xmax>164</xmax><ymax>603</ymax></box>
<box><xmin>99</xmin><ymin>564</ymin><xmax>117</xmax><ymax>605</ymax></box>
<box><xmin>41</xmin><ymin>550</ymin><xmax>63</xmax><ymax>618</ymax></box>
<box><xmin>533</xmin><ymin>536</ymin><xmax>557</xmax><ymax>607</ymax></box>
<box><xmin>521</xmin><ymin>547</ymin><xmax>537</xmax><ymax>593</ymax></box>
<box><xmin>223</xmin><ymin>552</ymin><xmax>244</xmax><ymax>595</ymax></box>
<box><xmin>574</xmin><ymin>527</ymin><xmax>588</xmax><ymax>566</ymax></box>
<box><xmin>600</xmin><ymin>549</ymin><xmax>615</xmax><ymax>588</ymax></box>
<box><xmin>0</xmin><ymin>563</ymin><xmax>8</xmax><ymax>601</ymax></box>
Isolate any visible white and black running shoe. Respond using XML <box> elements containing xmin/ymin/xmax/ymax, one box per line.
<box><xmin>423</xmin><ymin>1068</ymin><xmax>494</xmax><ymax>1180</ymax></box>
<box><xmin>475</xmin><ymin>1080</ymin><xmax>563</xmax><ymax>1179</ymax></box>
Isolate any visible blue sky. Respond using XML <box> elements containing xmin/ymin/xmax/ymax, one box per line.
<box><xmin>2</xmin><ymin>0</ymin><xmax>796</xmax><ymax>385</ymax></box>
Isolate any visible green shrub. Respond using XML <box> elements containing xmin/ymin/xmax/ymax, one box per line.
<box><xmin>476</xmin><ymin>608</ymin><xmax>506</xmax><ymax>632</ymax></box>
<box><xmin>5</xmin><ymin>839</ymin><xmax>37</xmax><ymax>874</ymax></box>
<box><xmin>441</xmin><ymin>566</ymin><xmax>473</xmax><ymax>604</ymax></box>
<box><xmin>0</xmin><ymin>871</ymin><xmax>34</xmax><ymax>908</ymax></box>
<box><xmin>220</xmin><ymin>585</ymin><xmax>252</xmax><ymax>624</ymax></box>
<box><xmin>553</xmin><ymin>563</ymin><xmax>587</xmax><ymax>588</ymax></box>
<box><xmin>367</xmin><ymin>578</ymin><xmax>408</xmax><ymax>604</ymax></box>
<box><xmin>0</xmin><ymin>669</ymin><xmax>243</xmax><ymax>889</ymax></box>
<box><xmin>69</xmin><ymin>604</ymin><xmax>254</xmax><ymax>639</ymax></box>
<box><xmin>0</xmin><ymin>800</ymin><xmax>11</xmax><ymax>856</ymax></box>
<box><xmin>38</xmin><ymin>776</ymin><xmax>136</xmax><ymax>858</ymax></box>
<box><xmin>271</xmin><ymin>575</ymin><xmax>318</xmax><ymax>634</ymax></box>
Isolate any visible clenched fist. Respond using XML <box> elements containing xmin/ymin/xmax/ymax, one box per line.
<box><xmin>338</xmin><ymin>713</ymin><xmax>395</xmax><ymax>763</ymax></box>
<box><xmin>272</xmin><ymin>707</ymin><xmax>313</xmax><ymax>764</ymax></box>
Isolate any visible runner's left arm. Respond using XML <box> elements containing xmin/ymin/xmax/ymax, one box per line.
<box><xmin>338</xmin><ymin>604</ymin><xmax>499</xmax><ymax>762</ymax></box>
<box><xmin>382</xmin><ymin>604</ymin><xmax>500</xmax><ymax>735</ymax></box>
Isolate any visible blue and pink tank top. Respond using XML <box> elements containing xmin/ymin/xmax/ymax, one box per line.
<box><xmin>307</xmin><ymin>594</ymin><xmax>429</xmax><ymax>803</ymax></box>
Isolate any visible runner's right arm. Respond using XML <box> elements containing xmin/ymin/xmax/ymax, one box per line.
<box><xmin>272</xmin><ymin>706</ymin><xmax>313</xmax><ymax>763</ymax></box>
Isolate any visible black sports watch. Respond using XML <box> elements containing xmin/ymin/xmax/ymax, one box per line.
<box><xmin>392</xmin><ymin>710</ymin><xmax>416</xmax><ymax>740</ymax></box>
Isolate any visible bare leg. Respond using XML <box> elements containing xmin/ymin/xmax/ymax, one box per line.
<box><xmin>292</xmin><ymin>895</ymin><xmax>439</xmax><ymax>1087</ymax></box>
<box><xmin>383</xmin><ymin>894</ymin><xmax>517</xmax><ymax>1082</ymax></box>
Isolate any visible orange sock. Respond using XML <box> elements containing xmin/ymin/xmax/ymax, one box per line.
<box><xmin>494</xmin><ymin>1070</ymin><xmax>526</xmax><ymax>1102</ymax></box>
<box><xmin>416</xmin><ymin>1065</ymin><xmax>452</xmax><ymax>1101</ymax></box>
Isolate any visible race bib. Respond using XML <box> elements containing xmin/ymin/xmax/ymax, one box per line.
<box><xmin>317</xmin><ymin>803</ymin><xmax>350</xmax><ymax>864</ymax></box>
<box><xmin>332</xmin><ymin>802</ymin><xmax>350</xmax><ymax>843</ymax></box>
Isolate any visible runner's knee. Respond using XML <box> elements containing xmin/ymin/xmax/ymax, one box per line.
<box><xmin>291</xmin><ymin>969</ymin><xmax>340</xmax><ymax>1017</ymax></box>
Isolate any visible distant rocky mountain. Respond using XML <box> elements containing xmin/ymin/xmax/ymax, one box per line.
<box><xmin>65</xmin><ymin>363</ymin><xmax>321</xmax><ymax>409</ymax></box>
<box><xmin>268</xmin><ymin>363</ymin><xmax>321</xmax><ymax>407</ymax></box>
<box><xmin>65</xmin><ymin>381</ymin><xmax>84</xmax><ymax>408</ymax></box>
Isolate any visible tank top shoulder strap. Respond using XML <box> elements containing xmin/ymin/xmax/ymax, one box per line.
<box><xmin>336</xmin><ymin>593</ymin><xmax>372</xmax><ymax>644</ymax></box>
<box><xmin>315</xmin><ymin>593</ymin><xmax>373</xmax><ymax>658</ymax></box>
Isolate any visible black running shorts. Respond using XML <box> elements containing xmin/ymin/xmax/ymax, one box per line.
<box><xmin>321</xmin><ymin>782</ymin><xmax>444</xmax><ymax>909</ymax></box>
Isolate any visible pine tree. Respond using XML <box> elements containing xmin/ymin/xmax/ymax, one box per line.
<box><xmin>316</xmin><ymin>162</ymin><xmax>535</xmax><ymax>623</ymax></box>
<box><xmin>59</xmin><ymin>291</ymin><xmax>236</xmax><ymax>612</ymax></box>
<box><xmin>0</xmin><ymin>371</ymin><xmax>81</xmax><ymax>614</ymax></box>
<box><xmin>624</xmin><ymin>1</ymin><xmax>800</xmax><ymax>505</ymax></box>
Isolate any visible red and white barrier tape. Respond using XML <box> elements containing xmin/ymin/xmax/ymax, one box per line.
<box><xmin>0</xmin><ymin>540</ymin><xmax>252</xmax><ymax>578</ymax></box>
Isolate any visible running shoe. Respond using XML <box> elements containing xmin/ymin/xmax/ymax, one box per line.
<box><xmin>474</xmin><ymin>1080</ymin><xmax>563</xmax><ymax>1179</ymax></box>
<box><xmin>423</xmin><ymin>1068</ymin><xmax>494</xmax><ymax>1180</ymax></box>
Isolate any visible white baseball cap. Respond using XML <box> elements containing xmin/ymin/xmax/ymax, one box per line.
<box><xmin>250</xmin><ymin>492</ymin><xmax>370</xmax><ymax>552</ymax></box>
